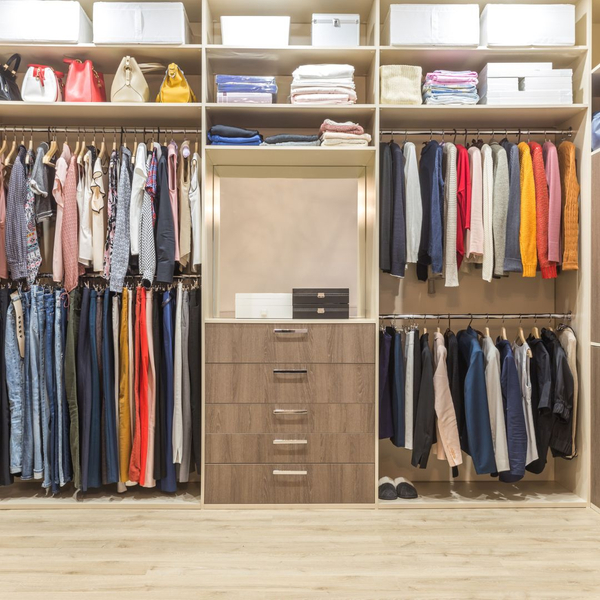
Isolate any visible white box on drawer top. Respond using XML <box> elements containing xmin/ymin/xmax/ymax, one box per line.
<box><xmin>93</xmin><ymin>2</ymin><xmax>191</xmax><ymax>44</ymax></box>
<box><xmin>481</xmin><ymin>4</ymin><xmax>575</xmax><ymax>47</ymax></box>
<box><xmin>312</xmin><ymin>14</ymin><xmax>360</xmax><ymax>47</ymax></box>
<box><xmin>0</xmin><ymin>1</ymin><xmax>92</xmax><ymax>44</ymax></box>
<box><xmin>235</xmin><ymin>294</ymin><xmax>293</xmax><ymax>319</ymax></box>
<box><xmin>382</xmin><ymin>4</ymin><xmax>480</xmax><ymax>47</ymax></box>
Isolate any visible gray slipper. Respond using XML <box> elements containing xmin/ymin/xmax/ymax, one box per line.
<box><xmin>394</xmin><ymin>477</ymin><xmax>418</xmax><ymax>499</ymax></box>
<box><xmin>378</xmin><ymin>476</ymin><xmax>397</xmax><ymax>500</ymax></box>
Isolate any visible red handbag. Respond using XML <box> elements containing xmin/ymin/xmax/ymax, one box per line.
<box><xmin>63</xmin><ymin>58</ymin><xmax>106</xmax><ymax>102</ymax></box>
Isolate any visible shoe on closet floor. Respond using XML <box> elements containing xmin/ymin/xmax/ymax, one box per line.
<box><xmin>394</xmin><ymin>477</ymin><xmax>418</xmax><ymax>499</ymax></box>
<box><xmin>378</xmin><ymin>476</ymin><xmax>398</xmax><ymax>500</ymax></box>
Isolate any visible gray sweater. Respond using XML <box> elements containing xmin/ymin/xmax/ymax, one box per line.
<box><xmin>501</xmin><ymin>140</ymin><xmax>523</xmax><ymax>272</ymax></box>
<box><xmin>490</xmin><ymin>143</ymin><xmax>509</xmax><ymax>278</ymax></box>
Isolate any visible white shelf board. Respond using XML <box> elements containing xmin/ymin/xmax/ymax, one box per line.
<box><xmin>379</xmin><ymin>104</ymin><xmax>588</xmax><ymax>129</ymax></box>
<box><xmin>206</xmin><ymin>103</ymin><xmax>375</xmax><ymax>129</ymax></box>
<box><xmin>206</xmin><ymin>45</ymin><xmax>376</xmax><ymax>76</ymax></box>
<box><xmin>378</xmin><ymin>480</ymin><xmax>587</xmax><ymax>509</ymax></box>
<box><xmin>0</xmin><ymin>43</ymin><xmax>202</xmax><ymax>74</ymax></box>
<box><xmin>205</xmin><ymin>146</ymin><xmax>375</xmax><ymax>167</ymax></box>
<box><xmin>380</xmin><ymin>45</ymin><xmax>588</xmax><ymax>72</ymax></box>
<box><xmin>205</xmin><ymin>317</ymin><xmax>377</xmax><ymax>324</ymax></box>
<box><xmin>0</xmin><ymin>102</ymin><xmax>203</xmax><ymax>127</ymax></box>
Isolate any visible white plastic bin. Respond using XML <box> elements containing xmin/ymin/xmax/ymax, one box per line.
<box><xmin>235</xmin><ymin>294</ymin><xmax>293</xmax><ymax>319</ymax></box>
<box><xmin>312</xmin><ymin>14</ymin><xmax>360</xmax><ymax>47</ymax></box>
<box><xmin>220</xmin><ymin>16</ymin><xmax>291</xmax><ymax>47</ymax></box>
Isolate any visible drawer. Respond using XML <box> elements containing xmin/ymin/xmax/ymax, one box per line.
<box><xmin>206</xmin><ymin>433</ymin><xmax>375</xmax><ymax>464</ymax></box>
<box><xmin>205</xmin><ymin>323</ymin><xmax>375</xmax><ymax>363</ymax></box>
<box><xmin>204</xmin><ymin>463</ymin><xmax>375</xmax><ymax>504</ymax></box>
<box><xmin>205</xmin><ymin>404</ymin><xmax>375</xmax><ymax>434</ymax></box>
<box><xmin>206</xmin><ymin>363</ymin><xmax>375</xmax><ymax>404</ymax></box>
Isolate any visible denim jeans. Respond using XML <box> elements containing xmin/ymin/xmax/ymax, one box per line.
<box><xmin>44</xmin><ymin>291</ymin><xmax>57</xmax><ymax>492</ymax></box>
<box><xmin>20</xmin><ymin>291</ymin><xmax>33</xmax><ymax>480</ymax></box>
<box><xmin>5</xmin><ymin>299</ymin><xmax>24</xmax><ymax>475</ymax></box>
<box><xmin>29</xmin><ymin>288</ymin><xmax>43</xmax><ymax>480</ymax></box>
<box><xmin>34</xmin><ymin>287</ymin><xmax>50</xmax><ymax>488</ymax></box>
<box><xmin>60</xmin><ymin>293</ymin><xmax>72</xmax><ymax>485</ymax></box>
<box><xmin>54</xmin><ymin>292</ymin><xmax>66</xmax><ymax>487</ymax></box>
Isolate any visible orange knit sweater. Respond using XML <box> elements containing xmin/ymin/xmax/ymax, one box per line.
<box><xmin>529</xmin><ymin>141</ymin><xmax>557</xmax><ymax>279</ymax></box>
<box><xmin>518</xmin><ymin>142</ymin><xmax>537</xmax><ymax>277</ymax></box>
<box><xmin>558</xmin><ymin>141</ymin><xmax>579</xmax><ymax>270</ymax></box>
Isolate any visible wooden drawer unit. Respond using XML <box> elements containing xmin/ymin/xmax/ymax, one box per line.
<box><xmin>206</xmin><ymin>363</ymin><xmax>375</xmax><ymax>405</ymax></box>
<box><xmin>205</xmin><ymin>323</ymin><xmax>375</xmax><ymax>364</ymax></box>
<box><xmin>204</xmin><ymin>464</ymin><xmax>375</xmax><ymax>504</ymax></box>
<box><xmin>206</xmin><ymin>433</ymin><xmax>374</xmax><ymax>464</ymax></box>
<box><xmin>205</xmin><ymin>403</ymin><xmax>375</xmax><ymax>434</ymax></box>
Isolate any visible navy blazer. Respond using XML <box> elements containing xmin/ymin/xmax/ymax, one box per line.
<box><xmin>457</xmin><ymin>327</ymin><xmax>496</xmax><ymax>475</ymax></box>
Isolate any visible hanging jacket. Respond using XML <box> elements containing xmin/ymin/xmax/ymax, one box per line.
<box><xmin>558</xmin><ymin>141</ymin><xmax>579</xmax><ymax>270</ymax></box>
<box><xmin>456</xmin><ymin>327</ymin><xmax>496</xmax><ymax>474</ymax></box>
<box><xmin>496</xmin><ymin>339</ymin><xmax>527</xmax><ymax>482</ymax></box>
<box><xmin>390</xmin><ymin>142</ymin><xmax>407</xmax><ymax>277</ymax></box>
<box><xmin>517</xmin><ymin>142</ymin><xmax>537</xmax><ymax>277</ymax></box>
<box><xmin>529</xmin><ymin>141</ymin><xmax>557</xmax><ymax>279</ymax></box>
<box><xmin>390</xmin><ymin>328</ymin><xmax>405</xmax><ymax>448</ymax></box>
<box><xmin>155</xmin><ymin>147</ymin><xmax>176</xmax><ymax>283</ymax></box>
<box><xmin>445</xmin><ymin>329</ymin><xmax>465</xmax><ymax>450</ymax></box>
<box><xmin>417</xmin><ymin>141</ymin><xmax>444</xmax><ymax>281</ymax></box>
<box><xmin>558</xmin><ymin>327</ymin><xmax>578</xmax><ymax>458</ymax></box>
<box><xmin>525</xmin><ymin>335</ymin><xmax>553</xmax><ymax>474</ymax></box>
<box><xmin>501</xmin><ymin>139</ymin><xmax>522</xmax><ymax>273</ymax></box>
<box><xmin>455</xmin><ymin>144</ymin><xmax>471</xmax><ymax>269</ymax></box>
<box><xmin>403</xmin><ymin>142</ymin><xmax>422</xmax><ymax>264</ymax></box>
<box><xmin>412</xmin><ymin>333</ymin><xmax>435</xmax><ymax>469</ymax></box>
<box><xmin>465</xmin><ymin>146</ymin><xmax>483</xmax><ymax>263</ymax></box>
<box><xmin>6</xmin><ymin>147</ymin><xmax>28</xmax><ymax>281</ymax></box>
<box><xmin>379</xmin><ymin>142</ymin><xmax>393</xmax><ymax>273</ymax></box>
<box><xmin>541</xmin><ymin>328</ymin><xmax>574</xmax><ymax>458</ymax></box>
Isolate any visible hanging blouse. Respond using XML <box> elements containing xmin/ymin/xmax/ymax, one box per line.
<box><xmin>130</xmin><ymin>142</ymin><xmax>148</xmax><ymax>258</ymax></box>
<box><xmin>464</xmin><ymin>146</ymin><xmax>483</xmax><ymax>263</ymax></box>
<box><xmin>167</xmin><ymin>141</ymin><xmax>180</xmax><ymax>263</ymax></box>
<box><xmin>103</xmin><ymin>149</ymin><xmax>118</xmax><ymax>280</ymax></box>
<box><xmin>78</xmin><ymin>150</ymin><xmax>93</xmax><ymax>268</ymax></box>
<box><xmin>189</xmin><ymin>152</ymin><xmax>202</xmax><ymax>269</ymax></box>
<box><xmin>5</xmin><ymin>146</ymin><xmax>28</xmax><ymax>281</ymax></box>
<box><xmin>0</xmin><ymin>154</ymin><xmax>8</xmax><ymax>279</ymax></box>
<box><xmin>481</xmin><ymin>144</ymin><xmax>494</xmax><ymax>282</ymax></box>
<box><xmin>178</xmin><ymin>141</ymin><xmax>192</xmax><ymax>268</ymax></box>
<box><xmin>90</xmin><ymin>155</ymin><xmax>106</xmax><ymax>273</ymax></box>
<box><xmin>24</xmin><ymin>148</ymin><xmax>41</xmax><ymax>285</ymax></box>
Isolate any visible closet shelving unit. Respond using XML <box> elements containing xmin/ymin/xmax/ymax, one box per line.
<box><xmin>0</xmin><ymin>0</ymin><xmax>594</xmax><ymax>509</ymax></box>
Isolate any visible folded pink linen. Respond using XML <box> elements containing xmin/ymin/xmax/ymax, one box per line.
<box><xmin>319</xmin><ymin>119</ymin><xmax>364</xmax><ymax>135</ymax></box>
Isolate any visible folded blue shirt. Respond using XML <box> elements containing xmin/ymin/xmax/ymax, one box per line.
<box><xmin>208</xmin><ymin>133</ymin><xmax>263</xmax><ymax>145</ymax></box>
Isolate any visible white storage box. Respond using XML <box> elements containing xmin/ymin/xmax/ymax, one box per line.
<box><xmin>235</xmin><ymin>294</ymin><xmax>293</xmax><ymax>319</ymax></box>
<box><xmin>520</xmin><ymin>76</ymin><xmax>572</xmax><ymax>91</ymax></box>
<box><xmin>382</xmin><ymin>4</ymin><xmax>480</xmax><ymax>46</ymax></box>
<box><xmin>481</xmin><ymin>90</ymin><xmax>573</xmax><ymax>105</ymax></box>
<box><xmin>312</xmin><ymin>14</ymin><xmax>360</xmax><ymax>47</ymax></box>
<box><xmin>220</xmin><ymin>16</ymin><xmax>291</xmax><ymax>47</ymax></box>
<box><xmin>0</xmin><ymin>1</ymin><xmax>92</xmax><ymax>44</ymax></box>
<box><xmin>93</xmin><ymin>2</ymin><xmax>191</xmax><ymax>44</ymax></box>
<box><xmin>481</xmin><ymin>5</ymin><xmax>575</xmax><ymax>47</ymax></box>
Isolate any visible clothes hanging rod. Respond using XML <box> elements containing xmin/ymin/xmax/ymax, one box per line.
<box><xmin>0</xmin><ymin>126</ymin><xmax>202</xmax><ymax>135</ymax></box>
<box><xmin>379</xmin><ymin>127</ymin><xmax>573</xmax><ymax>137</ymax></box>
<box><xmin>379</xmin><ymin>313</ymin><xmax>572</xmax><ymax>321</ymax></box>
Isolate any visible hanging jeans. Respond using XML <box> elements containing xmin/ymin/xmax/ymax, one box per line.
<box><xmin>54</xmin><ymin>291</ymin><xmax>68</xmax><ymax>487</ymax></box>
<box><xmin>102</xmin><ymin>289</ymin><xmax>118</xmax><ymax>484</ymax></box>
<box><xmin>87</xmin><ymin>290</ymin><xmax>101</xmax><ymax>489</ymax></box>
<box><xmin>44</xmin><ymin>291</ymin><xmax>58</xmax><ymax>492</ymax></box>
<box><xmin>60</xmin><ymin>292</ymin><xmax>72</xmax><ymax>485</ymax></box>
<box><xmin>188</xmin><ymin>288</ymin><xmax>201</xmax><ymax>474</ymax></box>
<box><xmin>64</xmin><ymin>288</ymin><xmax>80</xmax><ymax>490</ymax></box>
<box><xmin>0</xmin><ymin>289</ymin><xmax>13</xmax><ymax>486</ymax></box>
<box><xmin>77</xmin><ymin>287</ymin><xmax>92</xmax><ymax>492</ymax></box>
<box><xmin>29</xmin><ymin>288</ymin><xmax>43</xmax><ymax>480</ymax></box>
<box><xmin>160</xmin><ymin>290</ymin><xmax>176</xmax><ymax>493</ymax></box>
<box><xmin>6</xmin><ymin>296</ymin><xmax>24</xmax><ymax>475</ymax></box>
<box><xmin>21</xmin><ymin>291</ymin><xmax>34</xmax><ymax>480</ymax></box>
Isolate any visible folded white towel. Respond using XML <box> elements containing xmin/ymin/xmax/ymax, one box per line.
<box><xmin>291</xmin><ymin>87</ymin><xmax>358</xmax><ymax>99</ymax></box>
<box><xmin>321</xmin><ymin>137</ymin><xmax>370</xmax><ymax>147</ymax></box>
<box><xmin>291</xmin><ymin>93</ymin><xmax>356</xmax><ymax>105</ymax></box>
<box><xmin>291</xmin><ymin>78</ymin><xmax>355</xmax><ymax>88</ymax></box>
<box><xmin>292</xmin><ymin>64</ymin><xmax>355</xmax><ymax>80</ymax></box>
<box><xmin>321</xmin><ymin>131</ymin><xmax>372</xmax><ymax>142</ymax></box>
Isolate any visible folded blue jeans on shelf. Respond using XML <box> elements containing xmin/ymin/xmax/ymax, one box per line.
<box><xmin>208</xmin><ymin>134</ymin><xmax>263</xmax><ymax>145</ymax></box>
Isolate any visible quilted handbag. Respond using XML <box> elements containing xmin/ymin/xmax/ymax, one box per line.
<box><xmin>21</xmin><ymin>65</ymin><xmax>64</xmax><ymax>102</ymax></box>
<box><xmin>0</xmin><ymin>53</ymin><xmax>22</xmax><ymax>101</ymax></box>
<box><xmin>63</xmin><ymin>58</ymin><xmax>106</xmax><ymax>102</ymax></box>
<box><xmin>156</xmin><ymin>63</ymin><xmax>196</xmax><ymax>103</ymax></box>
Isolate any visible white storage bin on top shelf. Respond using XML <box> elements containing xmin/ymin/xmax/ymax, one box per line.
<box><xmin>93</xmin><ymin>2</ymin><xmax>191</xmax><ymax>44</ymax></box>
<box><xmin>481</xmin><ymin>4</ymin><xmax>576</xmax><ymax>47</ymax></box>
<box><xmin>235</xmin><ymin>294</ymin><xmax>293</xmax><ymax>319</ymax></box>
<box><xmin>220</xmin><ymin>16</ymin><xmax>291</xmax><ymax>47</ymax></box>
<box><xmin>312</xmin><ymin>14</ymin><xmax>361</xmax><ymax>47</ymax></box>
<box><xmin>382</xmin><ymin>4</ymin><xmax>480</xmax><ymax>47</ymax></box>
<box><xmin>0</xmin><ymin>0</ymin><xmax>92</xmax><ymax>44</ymax></box>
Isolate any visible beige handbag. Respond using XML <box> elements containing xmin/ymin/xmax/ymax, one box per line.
<box><xmin>111</xmin><ymin>56</ymin><xmax>164</xmax><ymax>103</ymax></box>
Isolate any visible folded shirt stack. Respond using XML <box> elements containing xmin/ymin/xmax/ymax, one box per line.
<box><xmin>291</xmin><ymin>64</ymin><xmax>357</xmax><ymax>105</ymax></box>
<box><xmin>262</xmin><ymin>134</ymin><xmax>321</xmax><ymax>147</ymax></box>
<box><xmin>319</xmin><ymin>119</ymin><xmax>372</xmax><ymax>147</ymax></box>
<box><xmin>422</xmin><ymin>70</ymin><xmax>480</xmax><ymax>105</ymax></box>
<box><xmin>216</xmin><ymin>75</ymin><xmax>277</xmax><ymax>104</ymax></box>
<box><xmin>208</xmin><ymin>125</ymin><xmax>262</xmax><ymax>146</ymax></box>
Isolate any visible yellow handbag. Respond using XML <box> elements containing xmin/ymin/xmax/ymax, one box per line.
<box><xmin>156</xmin><ymin>63</ymin><xmax>197</xmax><ymax>103</ymax></box>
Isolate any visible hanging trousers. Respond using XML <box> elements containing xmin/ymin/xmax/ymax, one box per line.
<box><xmin>118</xmin><ymin>288</ymin><xmax>132</xmax><ymax>484</ymax></box>
<box><xmin>96</xmin><ymin>292</ymin><xmax>106</xmax><ymax>485</ymax></box>
<box><xmin>0</xmin><ymin>289</ymin><xmax>12</xmax><ymax>486</ymax></box>
<box><xmin>160</xmin><ymin>290</ymin><xmax>176</xmax><ymax>492</ymax></box>
<box><xmin>65</xmin><ymin>288</ymin><xmax>81</xmax><ymax>490</ymax></box>
<box><xmin>58</xmin><ymin>291</ymin><xmax>72</xmax><ymax>486</ymax></box>
<box><xmin>188</xmin><ymin>287</ymin><xmax>201</xmax><ymax>474</ymax></box>
<box><xmin>138</xmin><ymin>288</ymin><xmax>149</xmax><ymax>484</ymax></box>
<box><xmin>102</xmin><ymin>289</ymin><xmax>118</xmax><ymax>484</ymax></box>
<box><xmin>43</xmin><ymin>291</ymin><xmax>57</xmax><ymax>491</ymax></box>
<box><xmin>153</xmin><ymin>291</ymin><xmax>164</xmax><ymax>483</ymax></box>
<box><xmin>87</xmin><ymin>290</ymin><xmax>101</xmax><ymax>489</ymax></box>
<box><xmin>129</xmin><ymin>288</ymin><xmax>142</xmax><ymax>483</ymax></box>
<box><xmin>77</xmin><ymin>287</ymin><xmax>92</xmax><ymax>492</ymax></box>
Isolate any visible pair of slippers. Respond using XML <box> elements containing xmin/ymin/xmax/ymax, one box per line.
<box><xmin>378</xmin><ymin>476</ymin><xmax>418</xmax><ymax>500</ymax></box>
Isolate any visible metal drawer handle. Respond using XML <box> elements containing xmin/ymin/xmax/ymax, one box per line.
<box><xmin>273</xmin><ymin>409</ymin><xmax>308</xmax><ymax>415</ymax></box>
<box><xmin>273</xmin><ymin>369</ymin><xmax>308</xmax><ymax>374</ymax></box>
<box><xmin>273</xmin><ymin>470</ymin><xmax>307</xmax><ymax>476</ymax></box>
<box><xmin>273</xmin><ymin>439</ymin><xmax>308</xmax><ymax>445</ymax></box>
<box><xmin>273</xmin><ymin>329</ymin><xmax>308</xmax><ymax>334</ymax></box>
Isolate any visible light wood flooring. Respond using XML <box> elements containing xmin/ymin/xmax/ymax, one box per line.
<box><xmin>2</xmin><ymin>507</ymin><xmax>600</xmax><ymax>599</ymax></box>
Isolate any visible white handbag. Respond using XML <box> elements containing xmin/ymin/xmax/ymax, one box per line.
<box><xmin>21</xmin><ymin>64</ymin><xmax>64</xmax><ymax>102</ymax></box>
<box><xmin>111</xmin><ymin>56</ymin><xmax>164</xmax><ymax>103</ymax></box>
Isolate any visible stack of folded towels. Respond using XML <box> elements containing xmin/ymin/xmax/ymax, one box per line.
<box><xmin>319</xmin><ymin>119</ymin><xmax>372</xmax><ymax>147</ymax></box>
<box><xmin>422</xmin><ymin>70</ymin><xmax>480</xmax><ymax>105</ymax></box>
<box><xmin>291</xmin><ymin>64</ymin><xmax>357</xmax><ymax>105</ymax></box>
<box><xmin>216</xmin><ymin>75</ymin><xmax>277</xmax><ymax>104</ymax></box>
<box><xmin>262</xmin><ymin>134</ymin><xmax>321</xmax><ymax>147</ymax></box>
<box><xmin>207</xmin><ymin>125</ymin><xmax>262</xmax><ymax>146</ymax></box>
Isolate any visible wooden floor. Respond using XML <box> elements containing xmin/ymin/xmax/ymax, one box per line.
<box><xmin>2</xmin><ymin>508</ymin><xmax>600</xmax><ymax>598</ymax></box>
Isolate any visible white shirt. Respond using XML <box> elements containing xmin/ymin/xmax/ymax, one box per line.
<box><xmin>90</xmin><ymin>156</ymin><xmax>106</xmax><ymax>273</ymax></box>
<box><xmin>513</xmin><ymin>341</ymin><xmax>539</xmax><ymax>466</ymax></box>
<box><xmin>129</xmin><ymin>143</ymin><xmax>148</xmax><ymax>256</ymax></box>
<box><xmin>403</xmin><ymin>142</ymin><xmax>422</xmax><ymax>264</ymax></box>
<box><xmin>481</xmin><ymin>144</ymin><xmax>494</xmax><ymax>282</ymax></box>
<box><xmin>77</xmin><ymin>151</ymin><xmax>93</xmax><ymax>265</ymax></box>
<box><xmin>189</xmin><ymin>152</ymin><xmax>202</xmax><ymax>268</ymax></box>
<box><xmin>481</xmin><ymin>336</ymin><xmax>510</xmax><ymax>472</ymax></box>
